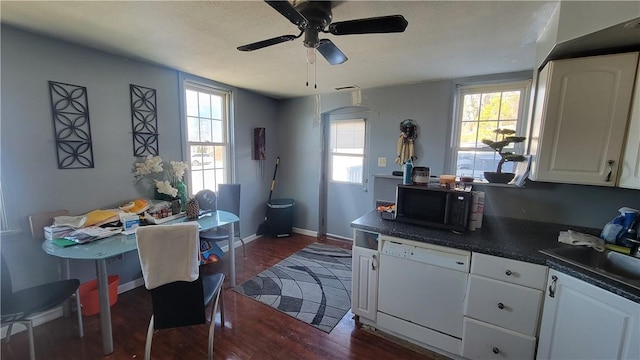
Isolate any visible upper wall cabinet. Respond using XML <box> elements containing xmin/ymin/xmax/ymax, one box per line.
<box><xmin>529</xmin><ymin>52</ymin><xmax>639</xmax><ymax>187</ymax></box>
<box><xmin>619</xmin><ymin>65</ymin><xmax>640</xmax><ymax>189</ymax></box>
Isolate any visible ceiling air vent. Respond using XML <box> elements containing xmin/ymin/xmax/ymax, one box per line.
<box><xmin>334</xmin><ymin>85</ymin><xmax>359</xmax><ymax>91</ymax></box>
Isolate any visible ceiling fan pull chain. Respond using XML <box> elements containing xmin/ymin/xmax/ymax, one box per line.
<box><xmin>314</xmin><ymin>61</ymin><xmax>317</xmax><ymax>89</ymax></box>
<box><xmin>306</xmin><ymin>62</ymin><xmax>309</xmax><ymax>87</ymax></box>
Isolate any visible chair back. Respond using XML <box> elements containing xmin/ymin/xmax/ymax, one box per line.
<box><xmin>195</xmin><ymin>190</ymin><xmax>217</xmax><ymax>212</ymax></box>
<box><xmin>149</xmin><ymin>277</ymin><xmax>206</xmax><ymax>329</ymax></box>
<box><xmin>136</xmin><ymin>223</ymin><xmax>207</xmax><ymax>329</ymax></box>
<box><xmin>28</xmin><ymin>210</ymin><xmax>69</xmax><ymax>240</ymax></box>
<box><xmin>216</xmin><ymin>184</ymin><xmax>240</xmax><ymax>216</ymax></box>
<box><xmin>217</xmin><ymin>184</ymin><xmax>240</xmax><ymax>236</ymax></box>
<box><xmin>136</xmin><ymin>223</ymin><xmax>200</xmax><ymax>290</ymax></box>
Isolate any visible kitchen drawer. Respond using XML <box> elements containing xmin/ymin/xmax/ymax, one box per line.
<box><xmin>462</xmin><ymin>317</ymin><xmax>536</xmax><ymax>360</ymax></box>
<box><xmin>465</xmin><ymin>274</ymin><xmax>543</xmax><ymax>336</ymax></box>
<box><xmin>471</xmin><ymin>252</ymin><xmax>547</xmax><ymax>290</ymax></box>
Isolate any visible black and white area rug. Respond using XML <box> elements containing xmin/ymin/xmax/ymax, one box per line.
<box><xmin>233</xmin><ymin>243</ymin><xmax>352</xmax><ymax>333</ymax></box>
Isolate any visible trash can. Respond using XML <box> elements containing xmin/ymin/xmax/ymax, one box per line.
<box><xmin>267</xmin><ymin>198</ymin><xmax>295</xmax><ymax>237</ymax></box>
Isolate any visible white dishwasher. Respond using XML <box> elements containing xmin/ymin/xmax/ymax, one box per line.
<box><xmin>377</xmin><ymin>238</ymin><xmax>471</xmax><ymax>355</ymax></box>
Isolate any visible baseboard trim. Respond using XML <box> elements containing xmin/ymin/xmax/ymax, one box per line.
<box><xmin>118</xmin><ymin>277</ymin><xmax>145</xmax><ymax>293</ymax></box>
<box><xmin>326</xmin><ymin>232</ymin><xmax>354</xmax><ymax>241</ymax></box>
<box><xmin>293</xmin><ymin>227</ymin><xmax>317</xmax><ymax>237</ymax></box>
<box><xmin>217</xmin><ymin>234</ymin><xmax>258</xmax><ymax>252</ymax></box>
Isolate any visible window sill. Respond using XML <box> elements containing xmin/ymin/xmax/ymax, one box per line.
<box><xmin>1</xmin><ymin>229</ymin><xmax>24</xmax><ymax>241</ymax></box>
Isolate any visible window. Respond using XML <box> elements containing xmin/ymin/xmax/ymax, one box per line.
<box><xmin>329</xmin><ymin>119</ymin><xmax>365</xmax><ymax>184</ymax></box>
<box><xmin>183</xmin><ymin>82</ymin><xmax>231</xmax><ymax>195</ymax></box>
<box><xmin>452</xmin><ymin>81</ymin><xmax>530</xmax><ymax>181</ymax></box>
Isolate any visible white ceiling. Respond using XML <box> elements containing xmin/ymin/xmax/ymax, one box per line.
<box><xmin>0</xmin><ymin>1</ymin><xmax>560</xmax><ymax>99</ymax></box>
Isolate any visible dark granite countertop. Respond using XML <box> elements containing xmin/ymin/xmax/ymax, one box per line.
<box><xmin>351</xmin><ymin>210</ymin><xmax>640</xmax><ymax>303</ymax></box>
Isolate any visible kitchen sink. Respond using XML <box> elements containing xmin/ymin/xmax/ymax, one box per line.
<box><xmin>540</xmin><ymin>247</ymin><xmax>640</xmax><ymax>291</ymax></box>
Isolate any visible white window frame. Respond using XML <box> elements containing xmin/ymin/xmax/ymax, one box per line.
<box><xmin>450</xmin><ymin>80</ymin><xmax>531</xmax><ymax>179</ymax></box>
<box><xmin>0</xmin><ymin>183</ymin><xmax>8</xmax><ymax>231</ymax></box>
<box><xmin>180</xmin><ymin>78</ymin><xmax>233</xmax><ymax>195</ymax></box>
<box><xmin>329</xmin><ymin>118</ymin><xmax>366</xmax><ymax>185</ymax></box>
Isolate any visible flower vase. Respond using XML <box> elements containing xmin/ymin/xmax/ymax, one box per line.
<box><xmin>154</xmin><ymin>187</ymin><xmax>175</xmax><ymax>202</ymax></box>
<box><xmin>174</xmin><ymin>181</ymin><xmax>188</xmax><ymax>212</ymax></box>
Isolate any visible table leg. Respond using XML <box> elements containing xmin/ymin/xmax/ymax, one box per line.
<box><xmin>95</xmin><ymin>259</ymin><xmax>113</xmax><ymax>355</ymax></box>
<box><xmin>229</xmin><ymin>223</ymin><xmax>236</xmax><ymax>287</ymax></box>
<box><xmin>61</xmin><ymin>259</ymin><xmax>71</xmax><ymax>317</ymax></box>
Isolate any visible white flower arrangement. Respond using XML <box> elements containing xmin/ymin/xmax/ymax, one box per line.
<box><xmin>133</xmin><ymin>156</ymin><xmax>189</xmax><ymax>197</ymax></box>
<box><xmin>134</xmin><ymin>155</ymin><xmax>164</xmax><ymax>180</ymax></box>
<box><xmin>154</xmin><ymin>180</ymin><xmax>178</xmax><ymax>198</ymax></box>
<box><xmin>169</xmin><ymin>161</ymin><xmax>189</xmax><ymax>183</ymax></box>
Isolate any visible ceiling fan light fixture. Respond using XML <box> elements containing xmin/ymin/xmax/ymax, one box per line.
<box><xmin>306</xmin><ymin>47</ymin><xmax>316</xmax><ymax>64</ymax></box>
<box><xmin>238</xmin><ymin>1</ymin><xmax>408</xmax><ymax>66</ymax></box>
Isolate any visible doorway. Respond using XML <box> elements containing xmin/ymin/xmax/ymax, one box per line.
<box><xmin>320</xmin><ymin>108</ymin><xmax>371</xmax><ymax>240</ymax></box>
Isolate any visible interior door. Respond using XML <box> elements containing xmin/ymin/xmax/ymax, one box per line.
<box><xmin>322</xmin><ymin>110</ymin><xmax>370</xmax><ymax>239</ymax></box>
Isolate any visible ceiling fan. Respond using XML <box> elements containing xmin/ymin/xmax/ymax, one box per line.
<box><xmin>237</xmin><ymin>0</ymin><xmax>409</xmax><ymax>65</ymax></box>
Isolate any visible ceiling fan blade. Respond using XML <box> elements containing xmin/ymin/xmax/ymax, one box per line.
<box><xmin>317</xmin><ymin>39</ymin><xmax>348</xmax><ymax>65</ymax></box>
<box><xmin>265</xmin><ymin>0</ymin><xmax>308</xmax><ymax>27</ymax></box>
<box><xmin>328</xmin><ymin>15</ymin><xmax>408</xmax><ymax>35</ymax></box>
<box><xmin>237</xmin><ymin>35</ymin><xmax>298</xmax><ymax>51</ymax></box>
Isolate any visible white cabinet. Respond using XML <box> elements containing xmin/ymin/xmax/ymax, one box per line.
<box><xmin>529</xmin><ymin>52</ymin><xmax>639</xmax><ymax>186</ymax></box>
<box><xmin>351</xmin><ymin>230</ymin><xmax>379</xmax><ymax>321</ymax></box>
<box><xmin>462</xmin><ymin>253</ymin><xmax>547</xmax><ymax>360</ymax></box>
<box><xmin>619</xmin><ymin>64</ymin><xmax>640</xmax><ymax>189</ymax></box>
<box><xmin>537</xmin><ymin>270</ymin><xmax>640</xmax><ymax>360</ymax></box>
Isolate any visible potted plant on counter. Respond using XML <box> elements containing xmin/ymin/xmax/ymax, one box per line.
<box><xmin>481</xmin><ymin>128</ymin><xmax>526</xmax><ymax>183</ymax></box>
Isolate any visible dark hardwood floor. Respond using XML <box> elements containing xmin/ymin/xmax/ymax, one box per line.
<box><xmin>2</xmin><ymin>234</ymin><xmax>437</xmax><ymax>359</ymax></box>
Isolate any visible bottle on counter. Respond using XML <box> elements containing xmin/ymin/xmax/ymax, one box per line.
<box><xmin>403</xmin><ymin>158</ymin><xmax>413</xmax><ymax>185</ymax></box>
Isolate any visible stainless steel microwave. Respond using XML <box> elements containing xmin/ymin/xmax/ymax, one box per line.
<box><xmin>395</xmin><ymin>185</ymin><xmax>472</xmax><ymax>232</ymax></box>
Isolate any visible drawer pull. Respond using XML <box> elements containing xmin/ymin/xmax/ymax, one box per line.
<box><xmin>493</xmin><ymin>347</ymin><xmax>500</xmax><ymax>354</ymax></box>
<box><xmin>505</xmin><ymin>270</ymin><xmax>512</xmax><ymax>276</ymax></box>
<box><xmin>371</xmin><ymin>254</ymin><xmax>377</xmax><ymax>271</ymax></box>
<box><xmin>549</xmin><ymin>275</ymin><xmax>558</xmax><ymax>298</ymax></box>
<box><xmin>498</xmin><ymin>302</ymin><xmax>505</xmax><ymax>309</ymax></box>
<box><xmin>606</xmin><ymin>160</ymin><xmax>614</xmax><ymax>182</ymax></box>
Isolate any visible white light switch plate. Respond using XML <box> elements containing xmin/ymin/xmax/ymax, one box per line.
<box><xmin>378</xmin><ymin>157</ymin><xmax>387</xmax><ymax>167</ymax></box>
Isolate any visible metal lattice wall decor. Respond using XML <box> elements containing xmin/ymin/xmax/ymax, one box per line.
<box><xmin>48</xmin><ymin>81</ymin><xmax>95</xmax><ymax>169</ymax></box>
<box><xmin>130</xmin><ymin>84</ymin><xmax>159</xmax><ymax>156</ymax></box>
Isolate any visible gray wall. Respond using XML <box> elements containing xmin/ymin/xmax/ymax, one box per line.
<box><xmin>277</xmin><ymin>75</ymin><xmax>640</xmax><ymax>232</ymax></box>
<box><xmin>276</xmin><ymin>81</ymin><xmax>455</xmax><ymax>231</ymax></box>
<box><xmin>1</xmin><ymin>26</ymin><xmax>279</xmax><ymax>289</ymax></box>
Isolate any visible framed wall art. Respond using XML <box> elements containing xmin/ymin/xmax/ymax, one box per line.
<box><xmin>48</xmin><ymin>80</ymin><xmax>95</xmax><ymax>169</ymax></box>
<box><xmin>130</xmin><ymin>84</ymin><xmax>158</xmax><ymax>156</ymax></box>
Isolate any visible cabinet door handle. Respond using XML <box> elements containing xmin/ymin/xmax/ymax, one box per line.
<box><xmin>606</xmin><ymin>160</ymin><xmax>615</xmax><ymax>182</ymax></box>
<box><xmin>548</xmin><ymin>275</ymin><xmax>558</xmax><ymax>298</ymax></box>
<box><xmin>371</xmin><ymin>254</ymin><xmax>377</xmax><ymax>271</ymax></box>
<box><xmin>493</xmin><ymin>347</ymin><xmax>500</xmax><ymax>354</ymax></box>
<box><xmin>505</xmin><ymin>270</ymin><xmax>512</xmax><ymax>276</ymax></box>
<box><xmin>498</xmin><ymin>302</ymin><xmax>505</xmax><ymax>309</ymax></box>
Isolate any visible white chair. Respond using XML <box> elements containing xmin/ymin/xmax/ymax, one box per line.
<box><xmin>136</xmin><ymin>223</ymin><xmax>225</xmax><ymax>360</ymax></box>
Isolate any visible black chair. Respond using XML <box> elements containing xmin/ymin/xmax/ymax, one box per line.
<box><xmin>1</xmin><ymin>254</ymin><xmax>83</xmax><ymax>360</ymax></box>
<box><xmin>198</xmin><ymin>184</ymin><xmax>246</xmax><ymax>258</ymax></box>
<box><xmin>136</xmin><ymin>223</ymin><xmax>225</xmax><ymax>360</ymax></box>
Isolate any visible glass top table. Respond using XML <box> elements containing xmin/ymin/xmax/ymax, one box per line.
<box><xmin>41</xmin><ymin>210</ymin><xmax>240</xmax><ymax>355</ymax></box>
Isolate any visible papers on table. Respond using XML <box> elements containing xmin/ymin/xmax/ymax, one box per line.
<box><xmin>63</xmin><ymin>226</ymin><xmax>122</xmax><ymax>244</ymax></box>
<box><xmin>53</xmin><ymin>215</ymin><xmax>87</xmax><ymax>228</ymax></box>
